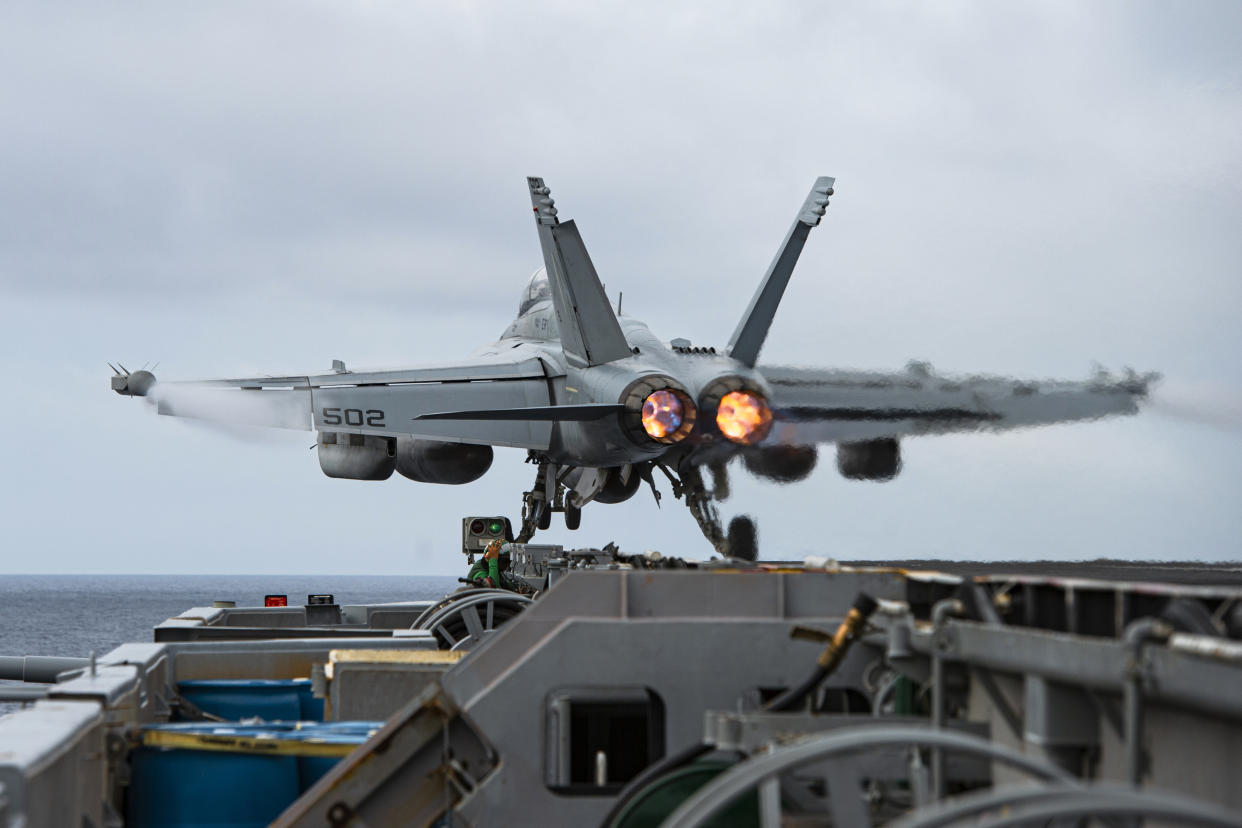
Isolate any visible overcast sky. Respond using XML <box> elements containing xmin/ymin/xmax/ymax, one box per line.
<box><xmin>1</xmin><ymin>1</ymin><xmax>1239</xmax><ymax>574</ymax></box>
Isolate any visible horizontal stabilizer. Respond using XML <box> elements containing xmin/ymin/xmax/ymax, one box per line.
<box><xmin>416</xmin><ymin>403</ymin><xmax>625</xmax><ymax>422</ymax></box>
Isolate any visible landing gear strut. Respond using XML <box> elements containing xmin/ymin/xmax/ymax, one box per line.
<box><xmin>515</xmin><ymin>454</ymin><xmax>582</xmax><ymax>542</ymax></box>
<box><xmin>516</xmin><ymin>458</ymin><xmax>554</xmax><ymax>543</ymax></box>
<box><xmin>679</xmin><ymin>464</ymin><xmax>727</xmax><ymax>556</ymax></box>
<box><xmin>514</xmin><ymin>454</ymin><xmax>756</xmax><ymax>559</ymax></box>
<box><xmin>668</xmin><ymin>462</ymin><xmax>758</xmax><ymax>561</ymax></box>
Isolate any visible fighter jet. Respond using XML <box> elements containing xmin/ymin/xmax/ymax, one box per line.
<box><xmin>111</xmin><ymin>176</ymin><xmax>1154</xmax><ymax>559</ymax></box>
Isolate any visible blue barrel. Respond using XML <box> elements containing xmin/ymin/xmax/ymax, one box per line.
<box><xmin>127</xmin><ymin>721</ymin><xmax>382</xmax><ymax>827</ymax></box>
<box><xmin>177</xmin><ymin>679</ymin><xmax>324</xmax><ymax>721</ymax></box>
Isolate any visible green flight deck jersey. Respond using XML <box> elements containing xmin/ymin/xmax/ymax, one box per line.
<box><xmin>467</xmin><ymin>556</ymin><xmax>500</xmax><ymax>586</ymax></box>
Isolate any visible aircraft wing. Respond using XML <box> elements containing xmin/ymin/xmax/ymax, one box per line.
<box><xmin>124</xmin><ymin>357</ymin><xmax>557</xmax><ymax>450</ymax></box>
<box><xmin>757</xmin><ymin>364</ymin><xmax>1155</xmax><ymax>446</ymax></box>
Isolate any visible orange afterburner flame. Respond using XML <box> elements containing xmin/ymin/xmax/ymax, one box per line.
<box><xmin>716</xmin><ymin>391</ymin><xmax>772</xmax><ymax>445</ymax></box>
<box><xmin>642</xmin><ymin>390</ymin><xmax>686</xmax><ymax>441</ymax></box>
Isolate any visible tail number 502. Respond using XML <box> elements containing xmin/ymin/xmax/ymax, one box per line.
<box><xmin>321</xmin><ymin>408</ymin><xmax>386</xmax><ymax>427</ymax></box>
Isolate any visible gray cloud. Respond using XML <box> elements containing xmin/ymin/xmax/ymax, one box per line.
<box><xmin>1</xmin><ymin>1</ymin><xmax>1239</xmax><ymax>573</ymax></box>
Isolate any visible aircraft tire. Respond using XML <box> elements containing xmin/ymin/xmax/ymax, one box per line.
<box><xmin>565</xmin><ymin>502</ymin><xmax>582</xmax><ymax>530</ymax></box>
<box><xmin>537</xmin><ymin>503</ymin><xmax>552</xmax><ymax>531</ymax></box>
<box><xmin>727</xmin><ymin>516</ymin><xmax>758</xmax><ymax>561</ymax></box>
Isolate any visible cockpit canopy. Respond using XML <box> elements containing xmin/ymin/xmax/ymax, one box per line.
<box><xmin>518</xmin><ymin>267</ymin><xmax>551</xmax><ymax>316</ymax></box>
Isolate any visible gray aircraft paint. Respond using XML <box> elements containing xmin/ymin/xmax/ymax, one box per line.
<box><xmin>111</xmin><ymin>177</ymin><xmax>1152</xmax><ymax>556</ymax></box>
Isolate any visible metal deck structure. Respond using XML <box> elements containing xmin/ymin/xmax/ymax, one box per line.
<box><xmin>2</xmin><ymin>559</ymin><xmax>1241</xmax><ymax>826</ymax></box>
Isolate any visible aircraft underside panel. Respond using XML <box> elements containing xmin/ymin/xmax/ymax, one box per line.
<box><xmin>758</xmin><ymin>365</ymin><xmax>1143</xmax><ymax>446</ymax></box>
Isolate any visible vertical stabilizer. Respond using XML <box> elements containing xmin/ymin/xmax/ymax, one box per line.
<box><xmin>727</xmin><ymin>176</ymin><xmax>835</xmax><ymax>367</ymax></box>
<box><xmin>528</xmin><ymin>177</ymin><xmax>632</xmax><ymax>367</ymax></box>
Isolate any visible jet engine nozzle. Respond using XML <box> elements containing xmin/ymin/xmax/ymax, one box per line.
<box><xmin>619</xmin><ymin>376</ymin><xmax>697</xmax><ymax>446</ymax></box>
<box><xmin>716</xmin><ymin>390</ymin><xmax>773</xmax><ymax>446</ymax></box>
<box><xmin>642</xmin><ymin>389</ymin><xmax>695</xmax><ymax>444</ymax></box>
<box><xmin>111</xmin><ymin>369</ymin><xmax>156</xmax><ymax>397</ymax></box>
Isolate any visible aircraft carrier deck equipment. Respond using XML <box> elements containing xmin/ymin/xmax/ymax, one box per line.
<box><xmin>2</xmin><ymin>554</ymin><xmax>1242</xmax><ymax>826</ymax></box>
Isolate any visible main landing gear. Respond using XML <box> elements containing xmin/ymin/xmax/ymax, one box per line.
<box><xmin>511</xmin><ymin>454</ymin><xmax>755</xmax><ymax>563</ymax></box>
<box><xmin>668</xmin><ymin>463</ymin><xmax>758</xmax><ymax>562</ymax></box>
<box><xmin>515</xmin><ymin>456</ymin><xmax>580</xmax><ymax>542</ymax></box>
<box><xmin>513</xmin><ymin>453</ymin><xmax>758</xmax><ymax>561</ymax></box>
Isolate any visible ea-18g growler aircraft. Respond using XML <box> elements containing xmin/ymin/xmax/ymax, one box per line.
<box><xmin>112</xmin><ymin>176</ymin><xmax>1153</xmax><ymax>559</ymax></box>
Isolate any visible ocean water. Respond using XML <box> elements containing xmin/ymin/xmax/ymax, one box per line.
<box><xmin>0</xmin><ymin>574</ymin><xmax>459</xmax><ymax>716</ymax></box>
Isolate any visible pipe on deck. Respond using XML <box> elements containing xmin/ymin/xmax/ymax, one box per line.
<box><xmin>0</xmin><ymin>656</ymin><xmax>90</xmax><ymax>683</ymax></box>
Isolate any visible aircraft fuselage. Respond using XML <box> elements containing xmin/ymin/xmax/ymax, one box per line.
<box><xmin>480</xmin><ymin>296</ymin><xmax>772</xmax><ymax>468</ymax></box>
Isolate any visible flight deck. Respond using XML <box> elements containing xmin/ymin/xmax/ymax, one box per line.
<box><xmin>2</xmin><ymin>550</ymin><xmax>1241</xmax><ymax>826</ymax></box>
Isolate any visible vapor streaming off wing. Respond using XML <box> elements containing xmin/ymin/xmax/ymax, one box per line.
<box><xmin>152</xmin><ymin>385</ymin><xmax>312</xmax><ymax>431</ymax></box>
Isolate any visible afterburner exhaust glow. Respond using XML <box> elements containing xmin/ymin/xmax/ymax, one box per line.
<box><xmin>642</xmin><ymin>389</ymin><xmax>687</xmax><ymax>442</ymax></box>
<box><xmin>716</xmin><ymin>390</ymin><xmax>773</xmax><ymax>445</ymax></box>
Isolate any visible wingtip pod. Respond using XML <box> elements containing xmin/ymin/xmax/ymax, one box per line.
<box><xmin>110</xmin><ymin>367</ymin><xmax>156</xmax><ymax>397</ymax></box>
<box><xmin>1092</xmin><ymin>366</ymin><xmax>1160</xmax><ymax>400</ymax></box>
<box><xmin>797</xmin><ymin>176</ymin><xmax>836</xmax><ymax>227</ymax></box>
<box><xmin>1124</xmin><ymin>369</ymin><xmax>1161</xmax><ymax>399</ymax></box>
<box><xmin>527</xmin><ymin>176</ymin><xmax>558</xmax><ymax>226</ymax></box>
